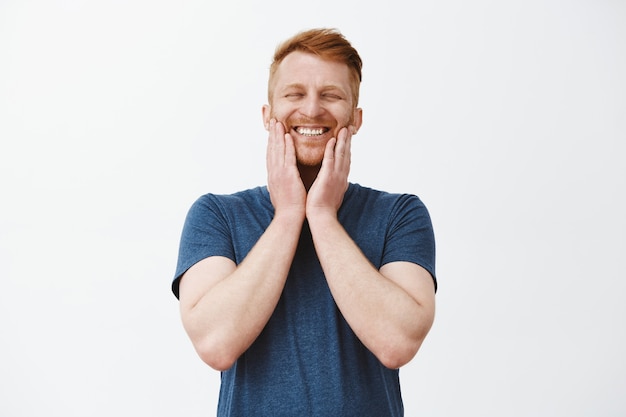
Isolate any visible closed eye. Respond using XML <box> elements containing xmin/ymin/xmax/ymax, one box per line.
<box><xmin>322</xmin><ymin>93</ymin><xmax>342</xmax><ymax>100</ymax></box>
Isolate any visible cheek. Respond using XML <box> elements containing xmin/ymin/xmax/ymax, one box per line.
<box><xmin>338</xmin><ymin>108</ymin><xmax>355</xmax><ymax>126</ymax></box>
<box><xmin>269</xmin><ymin>104</ymin><xmax>291</xmax><ymax>123</ymax></box>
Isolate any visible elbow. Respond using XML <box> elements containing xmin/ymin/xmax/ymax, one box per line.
<box><xmin>377</xmin><ymin>341</ymin><xmax>422</xmax><ymax>369</ymax></box>
<box><xmin>375</xmin><ymin>326</ymin><xmax>432</xmax><ymax>369</ymax></box>
<box><xmin>379</xmin><ymin>355</ymin><xmax>412</xmax><ymax>370</ymax></box>
<box><xmin>379</xmin><ymin>308</ymin><xmax>436</xmax><ymax>368</ymax></box>
<box><xmin>193</xmin><ymin>337</ymin><xmax>240</xmax><ymax>372</ymax></box>
<box><xmin>182</xmin><ymin>315</ymin><xmax>241</xmax><ymax>371</ymax></box>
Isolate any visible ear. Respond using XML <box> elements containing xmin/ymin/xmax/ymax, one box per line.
<box><xmin>352</xmin><ymin>107</ymin><xmax>363</xmax><ymax>134</ymax></box>
<box><xmin>262</xmin><ymin>105</ymin><xmax>271</xmax><ymax>130</ymax></box>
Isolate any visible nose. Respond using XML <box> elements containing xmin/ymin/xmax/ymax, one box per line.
<box><xmin>300</xmin><ymin>95</ymin><xmax>324</xmax><ymax>118</ymax></box>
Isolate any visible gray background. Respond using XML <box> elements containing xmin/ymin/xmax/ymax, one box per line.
<box><xmin>1</xmin><ymin>0</ymin><xmax>624</xmax><ymax>415</ymax></box>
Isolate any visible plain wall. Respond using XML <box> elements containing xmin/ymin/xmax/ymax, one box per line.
<box><xmin>1</xmin><ymin>0</ymin><xmax>625</xmax><ymax>415</ymax></box>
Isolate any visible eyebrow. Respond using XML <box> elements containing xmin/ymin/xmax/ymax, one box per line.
<box><xmin>282</xmin><ymin>83</ymin><xmax>305</xmax><ymax>90</ymax></box>
<box><xmin>281</xmin><ymin>83</ymin><xmax>347</xmax><ymax>94</ymax></box>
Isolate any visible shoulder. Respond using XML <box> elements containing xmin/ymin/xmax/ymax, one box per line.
<box><xmin>189</xmin><ymin>186</ymin><xmax>271</xmax><ymax>214</ymax></box>
<box><xmin>345</xmin><ymin>183</ymin><xmax>429</xmax><ymax>214</ymax></box>
<box><xmin>194</xmin><ymin>186</ymin><xmax>269</xmax><ymax>205</ymax></box>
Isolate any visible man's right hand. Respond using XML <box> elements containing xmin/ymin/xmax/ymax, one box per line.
<box><xmin>179</xmin><ymin>119</ymin><xmax>307</xmax><ymax>371</ymax></box>
<box><xmin>266</xmin><ymin>119</ymin><xmax>307</xmax><ymax>220</ymax></box>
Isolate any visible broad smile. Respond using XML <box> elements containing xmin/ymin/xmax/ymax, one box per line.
<box><xmin>294</xmin><ymin>126</ymin><xmax>330</xmax><ymax>137</ymax></box>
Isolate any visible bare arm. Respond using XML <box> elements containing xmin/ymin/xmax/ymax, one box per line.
<box><xmin>178</xmin><ymin>119</ymin><xmax>306</xmax><ymax>371</ymax></box>
<box><xmin>307</xmin><ymin>218</ymin><xmax>435</xmax><ymax>369</ymax></box>
<box><xmin>306</xmin><ymin>128</ymin><xmax>436</xmax><ymax>369</ymax></box>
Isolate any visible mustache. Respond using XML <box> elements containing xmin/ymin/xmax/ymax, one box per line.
<box><xmin>284</xmin><ymin>117</ymin><xmax>331</xmax><ymax>127</ymax></box>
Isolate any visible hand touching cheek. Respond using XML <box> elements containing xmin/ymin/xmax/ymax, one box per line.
<box><xmin>266</xmin><ymin>119</ymin><xmax>307</xmax><ymax>220</ymax></box>
<box><xmin>306</xmin><ymin>126</ymin><xmax>353</xmax><ymax>220</ymax></box>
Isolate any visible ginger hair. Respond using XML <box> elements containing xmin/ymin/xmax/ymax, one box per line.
<box><xmin>268</xmin><ymin>28</ymin><xmax>363</xmax><ymax>106</ymax></box>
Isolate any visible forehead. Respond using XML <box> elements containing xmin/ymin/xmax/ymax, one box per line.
<box><xmin>272</xmin><ymin>51</ymin><xmax>352</xmax><ymax>90</ymax></box>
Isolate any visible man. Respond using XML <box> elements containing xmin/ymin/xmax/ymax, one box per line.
<box><xmin>172</xmin><ymin>28</ymin><xmax>437</xmax><ymax>416</ymax></box>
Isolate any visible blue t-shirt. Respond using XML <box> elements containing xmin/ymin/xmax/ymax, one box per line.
<box><xmin>173</xmin><ymin>183</ymin><xmax>436</xmax><ymax>416</ymax></box>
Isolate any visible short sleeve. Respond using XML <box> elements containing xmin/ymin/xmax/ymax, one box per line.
<box><xmin>171</xmin><ymin>194</ymin><xmax>235</xmax><ymax>299</ymax></box>
<box><xmin>382</xmin><ymin>194</ymin><xmax>437</xmax><ymax>291</ymax></box>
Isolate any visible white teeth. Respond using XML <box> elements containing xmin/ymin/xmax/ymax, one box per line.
<box><xmin>296</xmin><ymin>127</ymin><xmax>325</xmax><ymax>136</ymax></box>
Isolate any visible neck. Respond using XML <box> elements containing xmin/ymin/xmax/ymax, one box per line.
<box><xmin>298</xmin><ymin>164</ymin><xmax>321</xmax><ymax>191</ymax></box>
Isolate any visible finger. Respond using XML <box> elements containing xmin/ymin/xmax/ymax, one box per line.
<box><xmin>284</xmin><ymin>132</ymin><xmax>296</xmax><ymax>167</ymax></box>
<box><xmin>335</xmin><ymin>127</ymin><xmax>351</xmax><ymax>170</ymax></box>
<box><xmin>266</xmin><ymin>118</ymin><xmax>276</xmax><ymax>164</ymax></box>
<box><xmin>267</xmin><ymin>119</ymin><xmax>286</xmax><ymax>167</ymax></box>
<box><xmin>322</xmin><ymin>137</ymin><xmax>337</xmax><ymax>169</ymax></box>
<box><xmin>344</xmin><ymin>127</ymin><xmax>352</xmax><ymax>166</ymax></box>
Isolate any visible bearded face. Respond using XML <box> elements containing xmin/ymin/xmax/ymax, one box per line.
<box><xmin>263</xmin><ymin>51</ymin><xmax>362</xmax><ymax>167</ymax></box>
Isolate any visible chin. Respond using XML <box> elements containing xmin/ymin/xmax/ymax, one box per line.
<box><xmin>296</xmin><ymin>160</ymin><xmax>322</xmax><ymax>169</ymax></box>
<box><xmin>296</xmin><ymin>146</ymin><xmax>324</xmax><ymax>167</ymax></box>
<box><xmin>296</xmin><ymin>157</ymin><xmax>324</xmax><ymax>168</ymax></box>
<box><xmin>294</xmin><ymin>139</ymin><xmax>330</xmax><ymax>166</ymax></box>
